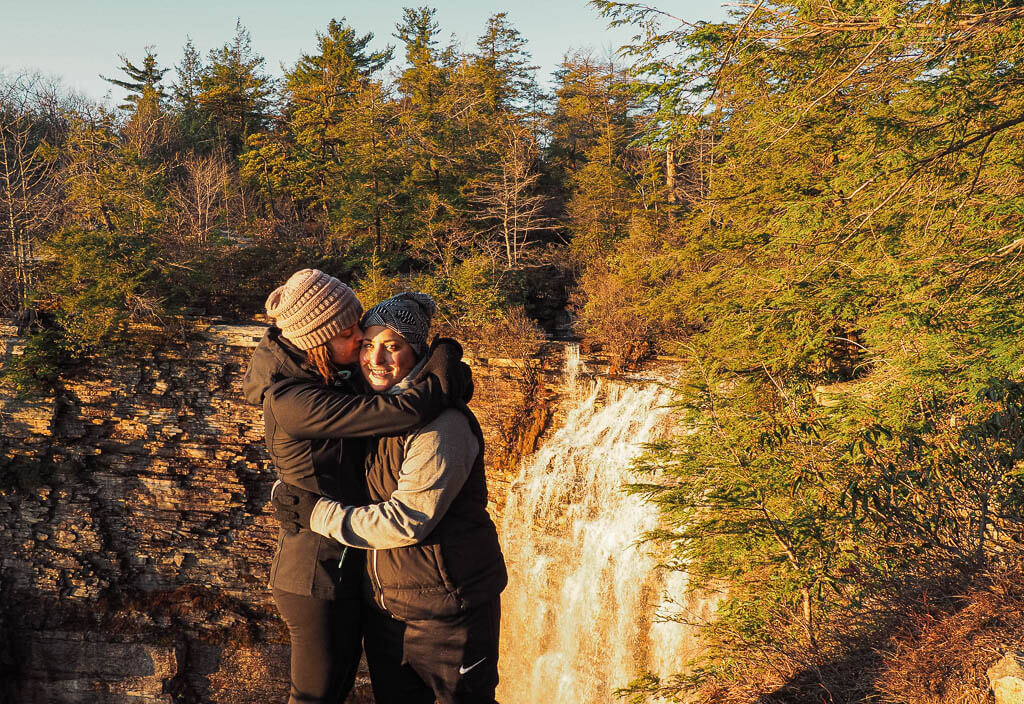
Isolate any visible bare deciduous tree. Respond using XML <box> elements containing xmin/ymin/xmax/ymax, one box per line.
<box><xmin>169</xmin><ymin>152</ymin><xmax>229</xmax><ymax>246</ymax></box>
<box><xmin>469</xmin><ymin>122</ymin><xmax>552</xmax><ymax>268</ymax></box>
<box><xmin>0</xmin><ymin>72</ymin><xmax>66</xmax><ymax>314</ymax></box>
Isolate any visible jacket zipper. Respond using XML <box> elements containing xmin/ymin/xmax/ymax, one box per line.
<box><xmin>371</xmin><ymin>549</ymin><xmax>388</xmax><ymax>613</ymax></box>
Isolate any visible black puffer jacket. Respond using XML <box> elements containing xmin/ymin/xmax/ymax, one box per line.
<box><xmin>243</xmin><ymin>327</ymin><xmax>449</xmax><ymax>598</ymax></box>
<box><xmin>362</xmin><ymin>403</ymin><xmax>508</xmax><ymax>621</ymax></box>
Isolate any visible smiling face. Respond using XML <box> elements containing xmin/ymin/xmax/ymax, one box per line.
<box><xmin>360</xmin><ymin>325</ymin><xmax>419</xmax><ymax>391</ymax></box>
<box><xmin>325</xmin><ymin>323</ymin><xmax>362</xmax><ymax>365</ymax></box>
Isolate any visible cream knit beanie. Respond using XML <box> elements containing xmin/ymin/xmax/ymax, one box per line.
<box><xmin>265</xmin><ymin>269</ymin><xmax>363</xmax><ymax>350</ymax></box>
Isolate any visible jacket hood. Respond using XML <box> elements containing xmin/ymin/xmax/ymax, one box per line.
<box><xmin>242</xmin><ymin>327</ymin><xmax>318</xmax><ymax>406</ymax></box>
<box><xmin>386</xmin><ymin>356</ymin><xmax>428</xmax><ymax>395</ymax></box>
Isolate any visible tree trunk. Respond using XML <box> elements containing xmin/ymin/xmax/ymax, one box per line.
<box><xmin>666</xmin><ymin>141</ymin><xmax>676</xmax><ymax>204</ymax></box>
<box><xmin>1</xmin><ymin>129</ymin><xmax>25</xmax><ymax>308</ymax></box>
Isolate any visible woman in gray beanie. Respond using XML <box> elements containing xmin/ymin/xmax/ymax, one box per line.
<box><xmin>243</xmin><ymin>272</ymin><xmax>468</xmax><ymax>704</ymax></box>
<box><xmin>360</xmin><ymin>291</ymin><xmax>437</xmax><ymax>390</ymax></box>
<box><xmin>274</xmin><ymin>291</ymin><xmax>507</xmax><ymax>704</ymax></box>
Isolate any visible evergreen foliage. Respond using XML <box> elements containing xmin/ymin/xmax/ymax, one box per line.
<box><xmin>170</xmin><ymin>38</ymin><xmax>211</xmax><ymax>147</ymax></box>
<box><xmin>586</xmin><ymin>0</ymin><xmax>1024</xmax><ymax>700</ymax></box>
<box><xmin>101</xmin><ymin>48</ymin><xmax>169</xmax><ymax>110</ymax></box>
<box><xmin>197</xmin><ymin>21</ymin><xmax>275</xmax><ymax>156</ymax></box>
<box><xmin>243</xmin><ymin>19</ymin><xmax>399</xmax><ymax>247</ymax></box>
<box><xmin>473</xmin><ymin>13</ymin><xmax>540</xmax><ymax>115</ymax></box>
<box><xmin>1</xmin><ymin>9</ymin><xmax>566</xmax><ymax>374</ymax></box>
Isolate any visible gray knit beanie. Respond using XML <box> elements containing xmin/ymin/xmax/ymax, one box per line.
<box><xmin>265</xmin><ymin>269</ymin><xmax>363</xmax><ymax>350</ymax></box>
<box><xmin>360</xmin><ymin>292</ymin><xmax>436</xmax><ymax>357</ymax></box>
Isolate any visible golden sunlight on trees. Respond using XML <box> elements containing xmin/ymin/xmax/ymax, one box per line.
<box><xmin>587</xmin><ymin>0</ymin><xmax>1024</xmax><ymax>701</ymax></box>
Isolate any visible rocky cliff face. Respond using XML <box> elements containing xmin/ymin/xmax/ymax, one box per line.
<box><xmin>0</xmin><ymin>320</ymin><xmax>573</xmax><ymax>704</ymax></box>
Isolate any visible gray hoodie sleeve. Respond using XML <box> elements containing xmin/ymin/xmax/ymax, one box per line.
<box><xmin>309</xmin><ymin>409</ymin><xmax>479</xmax><ymax>548</ymax></box>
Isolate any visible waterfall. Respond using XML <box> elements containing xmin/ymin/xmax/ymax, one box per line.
<box><xmin>497</xmin><ymin>348</ymin><xmax>702</xmax><ymax>702</ymax></box>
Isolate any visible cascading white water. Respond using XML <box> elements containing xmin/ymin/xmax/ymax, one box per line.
<box><xmin>497</xmin><ymin>348</ymin><xmax>704</xmax><ymax>703</ymax></box>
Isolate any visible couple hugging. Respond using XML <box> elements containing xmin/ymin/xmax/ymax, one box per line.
<box><xmin>243</xmin><ymin>268</ymin><xmax>506</xmax><ymax>704</ymax></box>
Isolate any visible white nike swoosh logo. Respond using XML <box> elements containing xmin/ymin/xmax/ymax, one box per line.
<box><xmin>459</xmin><ymin>657</ymin><xmax>487</xmax><ymax>675</ymax></box>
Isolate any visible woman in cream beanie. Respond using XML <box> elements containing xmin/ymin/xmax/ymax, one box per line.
<box><xmin>264</xmin><ymin>268</ymin><xmax>364</xmax><ymax>379</ymax></box>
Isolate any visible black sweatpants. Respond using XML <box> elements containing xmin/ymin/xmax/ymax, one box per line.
<box><xmin>273</xmin><ymin>583</ymin><xmax>363</xmax><ymax>704</ymax></box>
<box><xmin>364</xmin><ymin>598</ymin><xmax>501</xmax><ymax>704</ymax></box>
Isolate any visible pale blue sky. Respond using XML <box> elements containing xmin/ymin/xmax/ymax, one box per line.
<box><xmin>0</xmin><ymin>1</ymin><xmax>729</xmax><ymax>103</ymax></box>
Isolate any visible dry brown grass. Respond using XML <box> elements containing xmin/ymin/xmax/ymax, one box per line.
<box><xmin>669</xmin><ymin>564</ymin><xmax>1024</xmax><ymax>704</ymax></box>
<box><xmin>874</xmin><ymin>565</ymin><xmax>1024</xmax><ymax>704</ymax></box>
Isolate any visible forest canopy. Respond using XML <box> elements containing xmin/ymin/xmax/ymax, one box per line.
<box><xmin>1</xmin><ymin>11</ymin><xmax>653</xmax><ymax>375</ymax></box>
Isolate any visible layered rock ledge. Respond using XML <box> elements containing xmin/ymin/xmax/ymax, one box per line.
<box><xmin>0</xmin><ymin>319</ymin><xmax>603</xmax><ymax>703</ymax></box>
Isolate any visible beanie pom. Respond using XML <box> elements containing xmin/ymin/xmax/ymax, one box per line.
<box><xmin>404</xmin><ymin>292</ymin><xmax>437</xmax><ymax>318</ymax></box>
<box><xmin>265</xmin><ymin>285</ymin><xmax>287</xmax><ymax>318</ymax></box>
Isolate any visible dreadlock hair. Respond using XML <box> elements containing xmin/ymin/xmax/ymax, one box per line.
<box><xmin>306</xmin><ymin>344</ymin><xmax>336</xmax><ymax>385</ymax></box>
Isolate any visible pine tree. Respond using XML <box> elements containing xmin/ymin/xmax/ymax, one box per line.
<box><xmin>392</xmin><ymin>7</ymin><xmax>470</xmax><ymax>258</ymax></box>
<box><xmin>170</xmin><ymin>38</ymin><xmax>210</xmax><ymax>147</ymax></box>
<box><xmin>394</xmin><ymin>7</ymin><xmax>443</xmax><ymax>106</ymax></box>
<box><xmin>472</xmin><ymin>13</ymin><xmax>539</xmax><ymax>115</ymax></box>
<box><xmin>284</xmin><ymin>17</ymin><xmax>394</xmax><ymax>227</ymax></box>
<box><xmin>241</xmin><ymin>18</ymin><xmax>401</xmax><ymax>249</ymax></box>
<box><xmin>582</xmin><ymin>1</ymin><xmax>1024</xmax><ymax>698</ymax></box>
<box><xmin>288</xmin><ymin>18</ymin><xmax>391</xmax><ymax>97</ymax></box>
<box><xmin>546</xmin><ymin>53</ymin><xmax>631</xmax><ymax>183</ymax></box>
<box><xmin>545</xmin><ymin>54</ymin><xmax>636</xmax><ymax>265</ymax></box>
<box><xmin>197</xmin><ymin>21</ymin><xmax>275</xmax><ymax>155</ymax></box>
<box><xmin>101</xmin><ymin>48</ymin><xmax>169</xmax><ymax>111</ymax></box>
